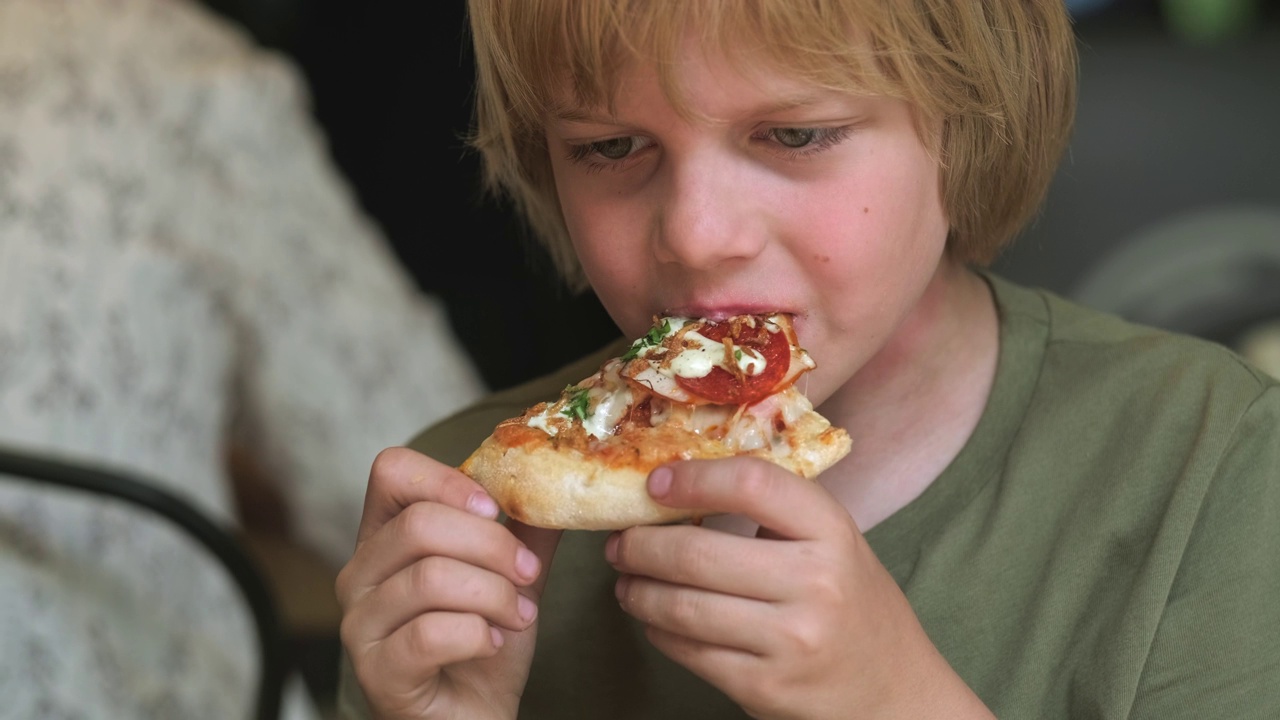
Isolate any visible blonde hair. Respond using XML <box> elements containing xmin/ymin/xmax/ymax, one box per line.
<box><xmin>468</xmin><ymin>0</ymin><xmax>1078</xmax><ymax>290</ymax></box>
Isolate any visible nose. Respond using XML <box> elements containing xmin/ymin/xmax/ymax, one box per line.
<box><xmin>652</xmin><ymin>153</ymin><xmax>766</xmax><ymax>270</ymax></box>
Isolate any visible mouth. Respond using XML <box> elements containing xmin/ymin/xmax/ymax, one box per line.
<box><xmin>661</xmin><ymin>304</ymin><xmax>795</xmax><ymax>322</ymax></box>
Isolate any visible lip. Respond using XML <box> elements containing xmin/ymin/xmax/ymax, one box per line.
<box><xmin>661</xmin><ymin>303</ymin><xmax>794</xmax><ymax>322</ymax></box>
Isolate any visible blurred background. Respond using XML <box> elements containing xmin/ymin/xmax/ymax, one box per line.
<box><xmin>0</xmin><ymin>1</ymin><xmax>1276</xmax><ymax>719</ymax></box>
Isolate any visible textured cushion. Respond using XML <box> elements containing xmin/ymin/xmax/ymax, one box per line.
<box><xmin>0</xmin><ymin>0</ymin><xmax>484</xmax><ymax>716</ymax></box>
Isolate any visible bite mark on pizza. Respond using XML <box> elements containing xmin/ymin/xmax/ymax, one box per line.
<box><xmin>460</xmin><ymin>313</ymin><xmax>852</xmax><ymax>530</ymax></box>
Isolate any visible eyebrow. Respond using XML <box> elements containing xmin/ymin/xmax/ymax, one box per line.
<box><xmin>549</xmin><ymin>102</ymin><xmax>609</xmax><ymax>123</ymax></box>
<box><xmin>548</xmin><ymin>90</ymin><xmax>846</xmax><ymax>125</ymax></box>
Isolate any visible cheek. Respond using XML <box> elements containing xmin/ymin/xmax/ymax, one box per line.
<box><xmin>789</xmin><ymin>144</ymin><xmax>948</xmax><ymax>374</ymax></box>
<box><xmin>555</xmin><ymin>167</ymin><xmax>626</xmax><ymax>270</ymax></box>
<box><xmin>563</xmin><ymin>200</ymin><xmax>641</xmax><ymax>283</ymax></box>
<box><xmin>842</xmin><ymin>154</ymin><xmax>946</xmax><ymax>266</ymax></box>
<box><xmin>790</xmin><ymin>183</ymin><xmax>942</xmax><ymax>278</ymax></box>
<box><xmin>555</xmin><ymin>179</ymin><xmax>654</xmax><ymax>333</ymax></box>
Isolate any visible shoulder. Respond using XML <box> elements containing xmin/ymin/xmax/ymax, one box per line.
<box><xmin>407</xmin><ymin>338</ymin><xmax>628</xmax><ymax>466</ymax></box>
<box><xmin>987</xmin><ymin>273</ymin><xmax>1276</xmax><ymax>519</ymax></box>
<box><xmin>990</xmin><ymin>273</ymin><xmax>1275</xmax><ymax>412</ymax></box>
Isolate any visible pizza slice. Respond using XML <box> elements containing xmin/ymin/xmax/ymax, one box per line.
<box><xmin>459</xmin><ymin>313</ymin><xmax>852</xmax><ymax>530</ymax></box>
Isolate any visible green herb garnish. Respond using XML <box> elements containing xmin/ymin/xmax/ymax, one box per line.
<box><xmin>560</xmin><ymin>385</ymin><xmax>592</xmax><ymax>422</ymax></box>
<box><xmin>734</xmin><ymin>349</ymin><xmax>743</xmax><ymax>361</ymax></box>
<box><xmin>621</xmin><ymin>318</ymin><xmax>673</xmax><ymax>361</ymax></box>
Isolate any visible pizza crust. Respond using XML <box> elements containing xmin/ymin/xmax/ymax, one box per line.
<box><xmin>461</xmin><ymin>400</ymin><xmax>852</xmax><ymax>530</ymax></box>
<box><xmin>458</xmin><ymin>314</ymin><xmax>852</xmax><ymax>530</ymax></box>
<box><xmin>461</xmin><ymin>439</ymin><xmax>692</xmax><ymax>530</ymax></box>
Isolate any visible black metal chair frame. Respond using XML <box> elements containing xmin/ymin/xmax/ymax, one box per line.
<box><xmin>0</xmin><ymin>444</ymin><xmax>285</xmax><ymax>720</ymax></box>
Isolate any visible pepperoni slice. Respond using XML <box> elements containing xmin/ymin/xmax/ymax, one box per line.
<box><xmin>674</xmin><ymin>320</ymin><xmax>790</xmax><ymax>405</ymax></box>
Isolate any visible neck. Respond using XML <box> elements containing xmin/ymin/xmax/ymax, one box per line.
<box><xmin>817</xmin><ymin>260</ymin><xmax>999</xmax><ymax>531</ymax></box>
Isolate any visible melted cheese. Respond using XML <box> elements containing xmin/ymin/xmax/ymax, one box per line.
<box><xmin>527</xmin><ymin>360</ymin><xmax>633</xmax><ymax>441</ymax></box>
<box><xmin>623</xmin><ymin>316</ymin><xmax>787</xmax><ymax>402</ymax></box>
<box><xmin>644</xmin><ymin>389</ymin><xmax>809</xmax><ymax>455</ymax></box>
<box><xmin>583</xmin><ymin>382</ymin><xmax>632</xmax><ymax>440</ymax></box>
<box><xmin>668</xmin><ymin>330</ymin><xmax>767</xmax><ymax>379</ymax></box>
<box><xmin>528</xmin><ymin>409</ymin><xmax>557</xmax><ymax>435</ymax></box>
<box><xmin>525</xmin><ymin>316</ymin><xmax>814</xmax><ymax>454</ymax></box>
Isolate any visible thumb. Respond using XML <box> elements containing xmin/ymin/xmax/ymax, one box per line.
<box><xmin>506</xmin><ymin>519</ymin><xmax>562</xmax><ymax>600</ymax></box>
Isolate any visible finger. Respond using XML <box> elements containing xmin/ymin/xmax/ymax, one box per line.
<box><xmin>350</xmin><ymin>556</ymin><xmax>537</xmax><ymax>643</ymax></box>
<box><xmin>648</xmin><ymin>457</ymin><xmax>851</xmax><ymax>541</ymax></box>
<box><xmin>356</xmin><ymin>611</ymin><xmax>502</xmax><ymax>699</ymax></box>
<box><xmin>615</xmin><ymin>574</ymin><xmax>772</xmax><ymax>655</ymax></box>
<box><xmin>337</xmin><ymin>502</ymin><xmax>536</xmax><ymax>607</ymax></box>
<box><xmin>506</xmin><ymin>519</ymin><xmax>562</xmax><ymax>601</ymax></box>
<box><xmin>357</xmin><ymin>447</ymin><xmax>497</xmax><ymax>545</ymax></box>
<box><xmin>644</xmin><ymin>625</ymin><xmax>761</xmax><ymax>704</ymax></box>
<box><xmin>607</xmin><ymin>524</ymin><xmax>783</xmax><ymax>600</ymax></box>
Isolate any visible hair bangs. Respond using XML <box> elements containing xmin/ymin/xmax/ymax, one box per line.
<box><xmin>498</xmin><ymin>0</ymin><xmax>902</xmax><ymax>128</ymax></box>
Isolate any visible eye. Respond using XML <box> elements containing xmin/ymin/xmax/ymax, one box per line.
<box><xmin>595</xmin><ymin>137</ymin><xmax>638</xmax><ymax>159</ymax></box>
<box><xmin>566</xmin><ymin>136</ymin><xmax>653</xmax><ymax>166</ymax></box>
<box><xmin>757</xmin><ymin>126</ymin><xmax>854</xmax><ymax>158</ymax></box>
<box><xmin>772</xmin><ymin>127</ymin><xmax>818</xmax><ymax>148</ymax></box>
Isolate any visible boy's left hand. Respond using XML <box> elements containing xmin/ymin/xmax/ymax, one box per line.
<box><xmin>606</xmin><ymin>457</ymin><xmax>993</xmax><ymax>720</ymax></box>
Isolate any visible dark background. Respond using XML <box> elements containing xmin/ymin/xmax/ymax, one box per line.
<box><xmin>201</xmin><ymin>0</ymin><xmax>618</xmax><ymax>391</ymax></box>
<box><xmin>200</xmin><ymin>0</ymin><xmax>1280</xmax><ymax>391</ymax></box>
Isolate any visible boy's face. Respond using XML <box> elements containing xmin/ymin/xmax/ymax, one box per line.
<box><xmin>544</xmin><ymin>46</ymin><xmax>952</xmax><ymax>406</ymax></box>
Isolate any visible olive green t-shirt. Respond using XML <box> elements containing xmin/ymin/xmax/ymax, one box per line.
<box><xmin>341</xmin><ymin>275</ymin><xmax>1280</xmax><ymax>719</ymax></box>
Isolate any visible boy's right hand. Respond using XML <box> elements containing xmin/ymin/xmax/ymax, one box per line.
<box><xmin>335</xmin><ymin>447</ymin><xmax>562</xmax><ymax>719</ymax></box>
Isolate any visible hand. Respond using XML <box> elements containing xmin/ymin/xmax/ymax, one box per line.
<box><xmin>335</xmin><ymin>447</ymin><xmax>562</xmax><ymax>719</ymax></box>
<box><xmin>606</xmin><ymin>458</ymin><xmax>992</xmax><ymax>720</ymax></box>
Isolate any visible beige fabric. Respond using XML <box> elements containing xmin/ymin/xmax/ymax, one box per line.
<box><xmin>0</xmin><ymin>0</ymin><xmax>484</xmax><ymax>717</ymax></box>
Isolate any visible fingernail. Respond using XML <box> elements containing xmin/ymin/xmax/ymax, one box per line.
<box><xmin>604</xmin><ymin>532</ymin><xmax>620</xmax><ymax>564</ymax></box>
<box><xmin>517</xmin><ymin>594</ymin><xmax>538</xmax><ymax>623</ymax></box>
<box><xmin>515</xmin><ymin>547</ymin><xmax>540</xmax><ymax>581</ymax></box>
<box><xmin>648</xmin><ymin>467</ymin><xmax>673</xmax><ymax>498</ymax></box>
<box><xmin>490</xmin><ymin>626</ymin><xmax>505</xmax><ymax>648</ymax></box>
<box><xmin>466</xmin><ymin>491</ymin><xmax>499</xmax><ymax>518</ymax></box>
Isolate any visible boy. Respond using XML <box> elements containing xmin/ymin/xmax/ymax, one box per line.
<box><xmin>336</xmin><ymin>1</ymin><xmax>1280</xmax><ymax>717</ymax></box>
